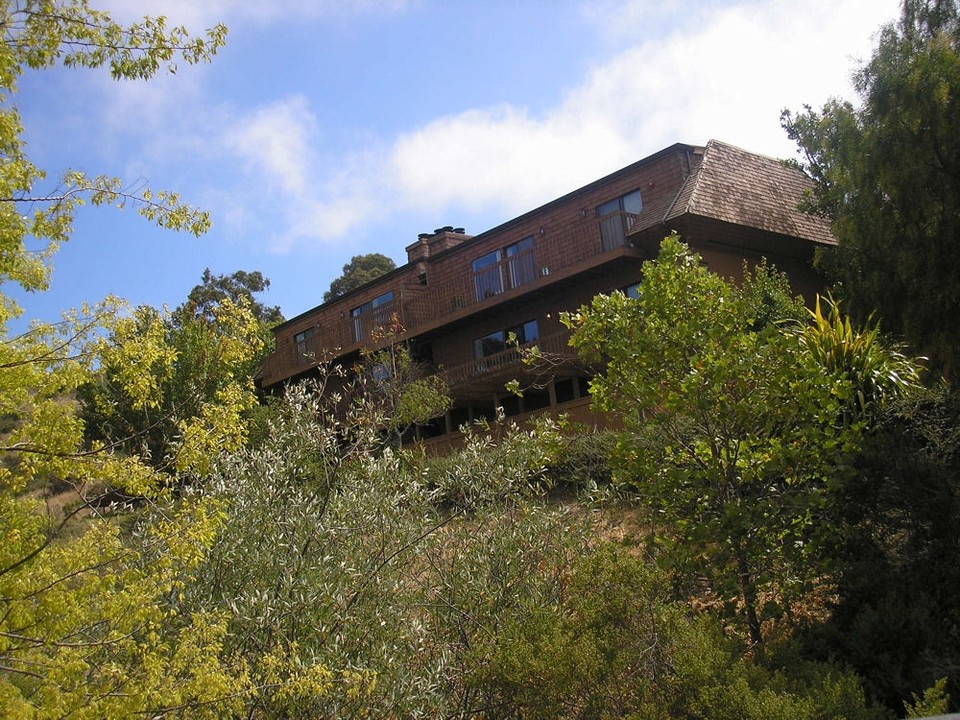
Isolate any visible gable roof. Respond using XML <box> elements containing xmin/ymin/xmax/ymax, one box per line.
<box><xmin>661</xmin><ymin>139</ymin><xmax>835</xmax><ymax>247</ymax></box>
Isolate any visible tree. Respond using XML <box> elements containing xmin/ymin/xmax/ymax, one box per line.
<box><xmin>567</xmin><ymin>235</ymin><xmax>857</xmax><ymax>645</ymax></box>
<box><xmin>800</xmin><ymin>385</ymin><xmax>960</xmax><ymax>710</ymax></box>
<box><xmin>324</xmin><ymin>253</ymin><xmax>396</xmax><ymax>302</ymax></box>
<box><xmin>79</xmin><ymin>268</ymin><xmax>282</xmax><ymax>477</ymax></box>
<box><xmin>0</xmin><ymin>3</ymin><xmax>266</xmax><ymax>715</ymax></box>
<box><xmin>177</xmin><ymin>267</ymin><xmax>284</xmax><ymax>326</ymax></box>
<box><xmin>781</xmin><ymin>0</ymin><xmax>960</xmax><ymax>380</ymax></box>
<box><xmin>80</xmin><ymin>294</ymin><xmax>266</xmax><ymax>476</ymax></box>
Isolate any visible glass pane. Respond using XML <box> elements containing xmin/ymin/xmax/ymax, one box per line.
<box><xmin>522</xmin><ymin>320</ymin><xmax>539</xmax><ymax>343</ymax></box>
<box><xmin>599</xmin><ymin>214</ymin><xmax>626</xmax><ymax>250</ymax></box>
<box><xmin>371</xmin><ymin>291</ymin><xmax>393</xmax><ymax>308</ymax></box>
<box><xmin>471</xmin><ymin>250</ymin><xmax>500</xmax><ymax>271</ymax></box>
<box><xmin>622</xmin><ymin>189</ymin><xmax>643</xmax><ymax>215</ymax></box>
<box><xmin>505</xmin><ymin>236</ymin><xmax>533</xmax><ymax>256</ymax></box>
<box><xmin>473</xmin><ymin>250</ymin><xmax>503</xmax><ymax>300</ymax></box>
<box><xmin>474</xmin><ymin>331</ymin><xmax>505</xmax><ymax>359</ymax></box>
<box><xmin>596</xmin><ymin>197</ymin><xmax>620</xmax><ymax>218</ymax></box>
<box><xmin>506</xmin><ymin>237</ymin><xmax>536</xmax><ymax>289</ymax></box>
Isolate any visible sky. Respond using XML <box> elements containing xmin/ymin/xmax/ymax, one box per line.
<box><xmin>13</xmin><ymin>0</ymin><xmax>903</xmax><ymax>327</ymax></box>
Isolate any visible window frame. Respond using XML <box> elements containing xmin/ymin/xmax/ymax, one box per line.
<box><xmin>351</xmin><ymin>290</ymin><xmax>395</xmax><ymax>341</ymax></box>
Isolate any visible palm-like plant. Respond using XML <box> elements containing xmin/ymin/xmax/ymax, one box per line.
<box><xmin>792</xmin><ymin>294</ymin><xmax>924</xmax><ymax>421</ymax></box>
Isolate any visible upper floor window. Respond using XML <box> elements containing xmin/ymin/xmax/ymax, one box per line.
<box><xmin>505</xmin><ymin>236</ymin><xmax>536</xmax><ymax>289</ymax></box>
<box><xmin>293</xmin><ymin>327</ymin><xmax>316</xmax><ymax>360</ymax></box>
<box><xmin>472</xmin><ymin>250</ymin><xmax>502</xmax><ymax>301</ymax></box>
<box><xmin>351</xmin><ymin>291</ymin><xmax>394</xmax><ymax>341</ymax></box>
<box><xmin>472</xmin><ymin>236</ymin><xmax>537</xmax><ymax>302</ymax></box>
<box><xmin>597</xmin><ymin>189</ymin><xmax>643</xmax><ymax>250</ymax></box>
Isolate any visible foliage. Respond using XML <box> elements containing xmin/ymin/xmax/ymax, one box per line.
<box><xmin>176</xmin><ymin>267</ymin><xmax>284</xmax><ymax>327</ymax></box>
<box><xmin>0</xmin><ymin>494</ymin><xmax>252</xmax><ymax>718</ymax></box>
<box><xmin>174</xmin><ymin>378</ymin><xmax>588</xmax><ymax>717</ymax></box>
<box><xmin>470</xmin><ymin>544</ymin><xmax>886</xmax><ymax>720</ymax></box>
<box><xmin>788</xmin><ymin>294</ymin><xmax>923</xmax><ymax>423</ymax></box>
<box><xmin>566</xmin><ymin>235</ymin><xmax>857</xmax><ymax>645</ymax></box>
<box><xmin>0</xmin><ymin>1</ymin><xmax>226</xmax><ymax>308</ymax></box>
<box><xmin>904</xmin><ymin>678</ymin><xmax>951</xmax><ymax>718</ymax></box>
<box><xmin>80</xmin><ymin>291</ymin><xmax>266</xmax><ymax>477</ymax></box>
<box><xmin>542</xmin><ymin>429</ymin><xmax>618</xmax><ymax>495</ymax></box>
<box><xmin>355</xmin><ymin>324</ymin><xmax>451</xmax><ymax>444</ymax></box>
<box><xmin>323</xmin><ymin>253</ymin><xmax>396</xmax><ymax>302</ymax></box>
<box><xmin>799</xmin><ymin>385</ymin><xmax>960</xmax><ymax>712</ymax></box>
<box><xmin>781</xmin><ymin>0</ymin><xmax>960</xmax><ymax>379</ymax></box>
<box><xmin>0</xmin><ymin>2</ymin><xmax>262</xmax><ymax>715</ymax></box>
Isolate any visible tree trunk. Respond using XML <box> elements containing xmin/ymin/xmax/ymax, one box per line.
<box><xmin>736</xmin><ymin>547</ymin><xmax>763</xmax><ymax>646</ymax></box>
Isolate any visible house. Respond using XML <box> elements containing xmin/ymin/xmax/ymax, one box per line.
<box><xmin>257</xmin><ymin>139</ymin><xmax>834</xmax><ymax>447</ymax></box>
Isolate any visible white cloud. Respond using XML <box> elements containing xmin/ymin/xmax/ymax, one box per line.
<box><xmin>378</xmin><ymin>0</ymin><xmax>900</xmax><ymax>225</ymax></box>
<box><xmin>93</xmin><ymin>0</ymin><xmax>900</xmax><ymax>255</ymax></box>
<box><xmin>222</xmin><ymin>96</ymin><xmax>316</xmax><ymax>197</ymax></box>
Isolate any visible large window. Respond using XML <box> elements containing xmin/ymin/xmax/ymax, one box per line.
<box><xmin>472</xmin><ymin>235</ymin><xmax>538</xmax><ymax>302</ymax></box>
<box><xmin>472</xmin><ymin>249</ymin><xmax>503</xmax><ymax>301</ymax></box>
<box><xmin>474</xmin><ymin>319</ymin><xmax>539</xmax><ymax>362</ymax></box>
<box><xmin>351</xmin><ymin>290</ymin><xmax>394</xmax><ymax>341</ymax></box>
<box><xmin>506</xmin><ymin>236</ymin><xmax>536</xmax><ymax>289</ymax></box>
<box><xmin>597</xmin><ymin>189</ymin><xmax>643</xmax><ymax>250</ymax></box>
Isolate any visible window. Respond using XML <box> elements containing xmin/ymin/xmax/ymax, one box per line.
<box><xmin>472</xmin><ymin>249</ymin><xmax>503</xmax><ymax>300</ymax></box>
<box><xmin>293</xmin><ymin>327</ymin><xmax>316</xmax><ymax>360</ymax></box>
<box><xmin>351</xmin><ymin>290</ymin><xmax>394</xmax><ymax>341</ymax></box>
<box><xmin>506</xmin><ymin>236</ymin><xmax>536</xmax><ymax>289</ymax></box>
<box><xmin>597</xmin><ymin>189</ymin><xmax>643</xmax><ymax>250</ymax></box>
<box><xmin>472</xmin><ymin>236</ymin><xmax>538</xmax><ymax>302</ymax></box>
<box><xmin>474</xmin><ymin>319</ymin><xmax>539</xmax><ymax>360</ymax></box>
<box><xmin>623</xmin><ymin>281</ymin><xmax>641</xmax><ymax>299</ymax></box>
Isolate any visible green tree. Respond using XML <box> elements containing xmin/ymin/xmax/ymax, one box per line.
<box><xmin>80</xmin><ymin>294</ymin><xmax>266</xmax><ymax>476</ymax></box>
<box><xmin>323</xmin><ymin>253</ymin><xmax>396</xmax><ymax>302</ymax></box>
<box><xmin>567</xmin><ymin>235</ymin><xmax>856</xmax><ymax>645</ymax></box>
<box><xmin>178</xmin><ymin>267</ymin><xmax>284</xmax><ymax>326</ymax></box>
<box><xmin>80</xmin><ymin>268</ymin><xmax>279</xmax><ymax>478</ymax></box>
<box><xmin>781</xmin><ymin>0</ymin><xmax>960</xmax><ymax>380</ymax></box>
<box><xmin>800</xmin><ymin>386</ymin><xmax>960</xmax><ymax>711</ymax></box>
<box><xmin>0</xmin><ymin>2</ymin><xmax>264</xmax><ymax>715</ymax></box>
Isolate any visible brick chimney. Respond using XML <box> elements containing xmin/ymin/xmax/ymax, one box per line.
<box><xmin>405</xmin><ymin>226</ymin><xmax>471</xmax><ymax>263</ymax></box>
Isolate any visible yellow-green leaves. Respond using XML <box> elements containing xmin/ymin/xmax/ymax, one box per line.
<box><xmin>0</xmin><ymin>3</ymin><xmax>248</xmax><ymax>715</ymax></box>
<box><xmin>1</xmin><ymin>1</ymin><xmax>227</xmax><ymax>81</ymax></box>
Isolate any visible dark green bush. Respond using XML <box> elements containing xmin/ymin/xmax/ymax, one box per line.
<box><xmin>800</xmin><ymin>385</ymin><xmax>960</xmax><ymax>712</ymax></box>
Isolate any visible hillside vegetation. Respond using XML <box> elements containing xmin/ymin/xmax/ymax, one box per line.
<box><xmin>1</xmin><ymin>0</ymin><xmax>959</xmax><ymax>717</ymax></box>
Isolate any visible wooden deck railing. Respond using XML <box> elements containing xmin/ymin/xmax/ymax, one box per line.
<box><xmin>440</xmin><ymin>329</ymin><xmax>577</xmax><ymax>390</ymax></box>
<box><xmin>265</xmin><ymin>212</ymin><xmax>638</xmax><ymax>384</ymax></box>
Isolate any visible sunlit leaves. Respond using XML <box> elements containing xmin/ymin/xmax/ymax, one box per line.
<box><xmin>0</xmin><ymin>2</ymin><xmax>248</xmax><ymax>714</ymax></box>
<box><xmin>567</xmin><ymin>235</ymin><xmax>858</xmax><ymax>644</ymax></box>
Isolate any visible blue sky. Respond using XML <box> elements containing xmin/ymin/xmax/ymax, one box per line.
<box><xmin>14</xmin><ymin>0</ymin><xmax>901</xmax><ymax>326</ymax></box>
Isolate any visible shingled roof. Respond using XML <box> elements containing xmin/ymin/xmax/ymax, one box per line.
<box><xmin>660</xmin><ymin>139</ymin><xmax>835</xmax><ymax>247</ymax></box>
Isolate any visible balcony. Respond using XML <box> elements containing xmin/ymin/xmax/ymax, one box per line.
<box><xmin>439</xmin><ymin>329</ymin><xmax>580</xmax><ymax>399</ymax></box>
<box><xmin>263</xmin><ymin>211</ymin><xmax>641</xmax><ymax>387</ymax></box>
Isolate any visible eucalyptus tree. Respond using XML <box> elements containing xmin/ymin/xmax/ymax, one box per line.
<box><xmin>782</xmin><ymin>0</ymin><xmax>960</xmax><ymax>380</ymax></box>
